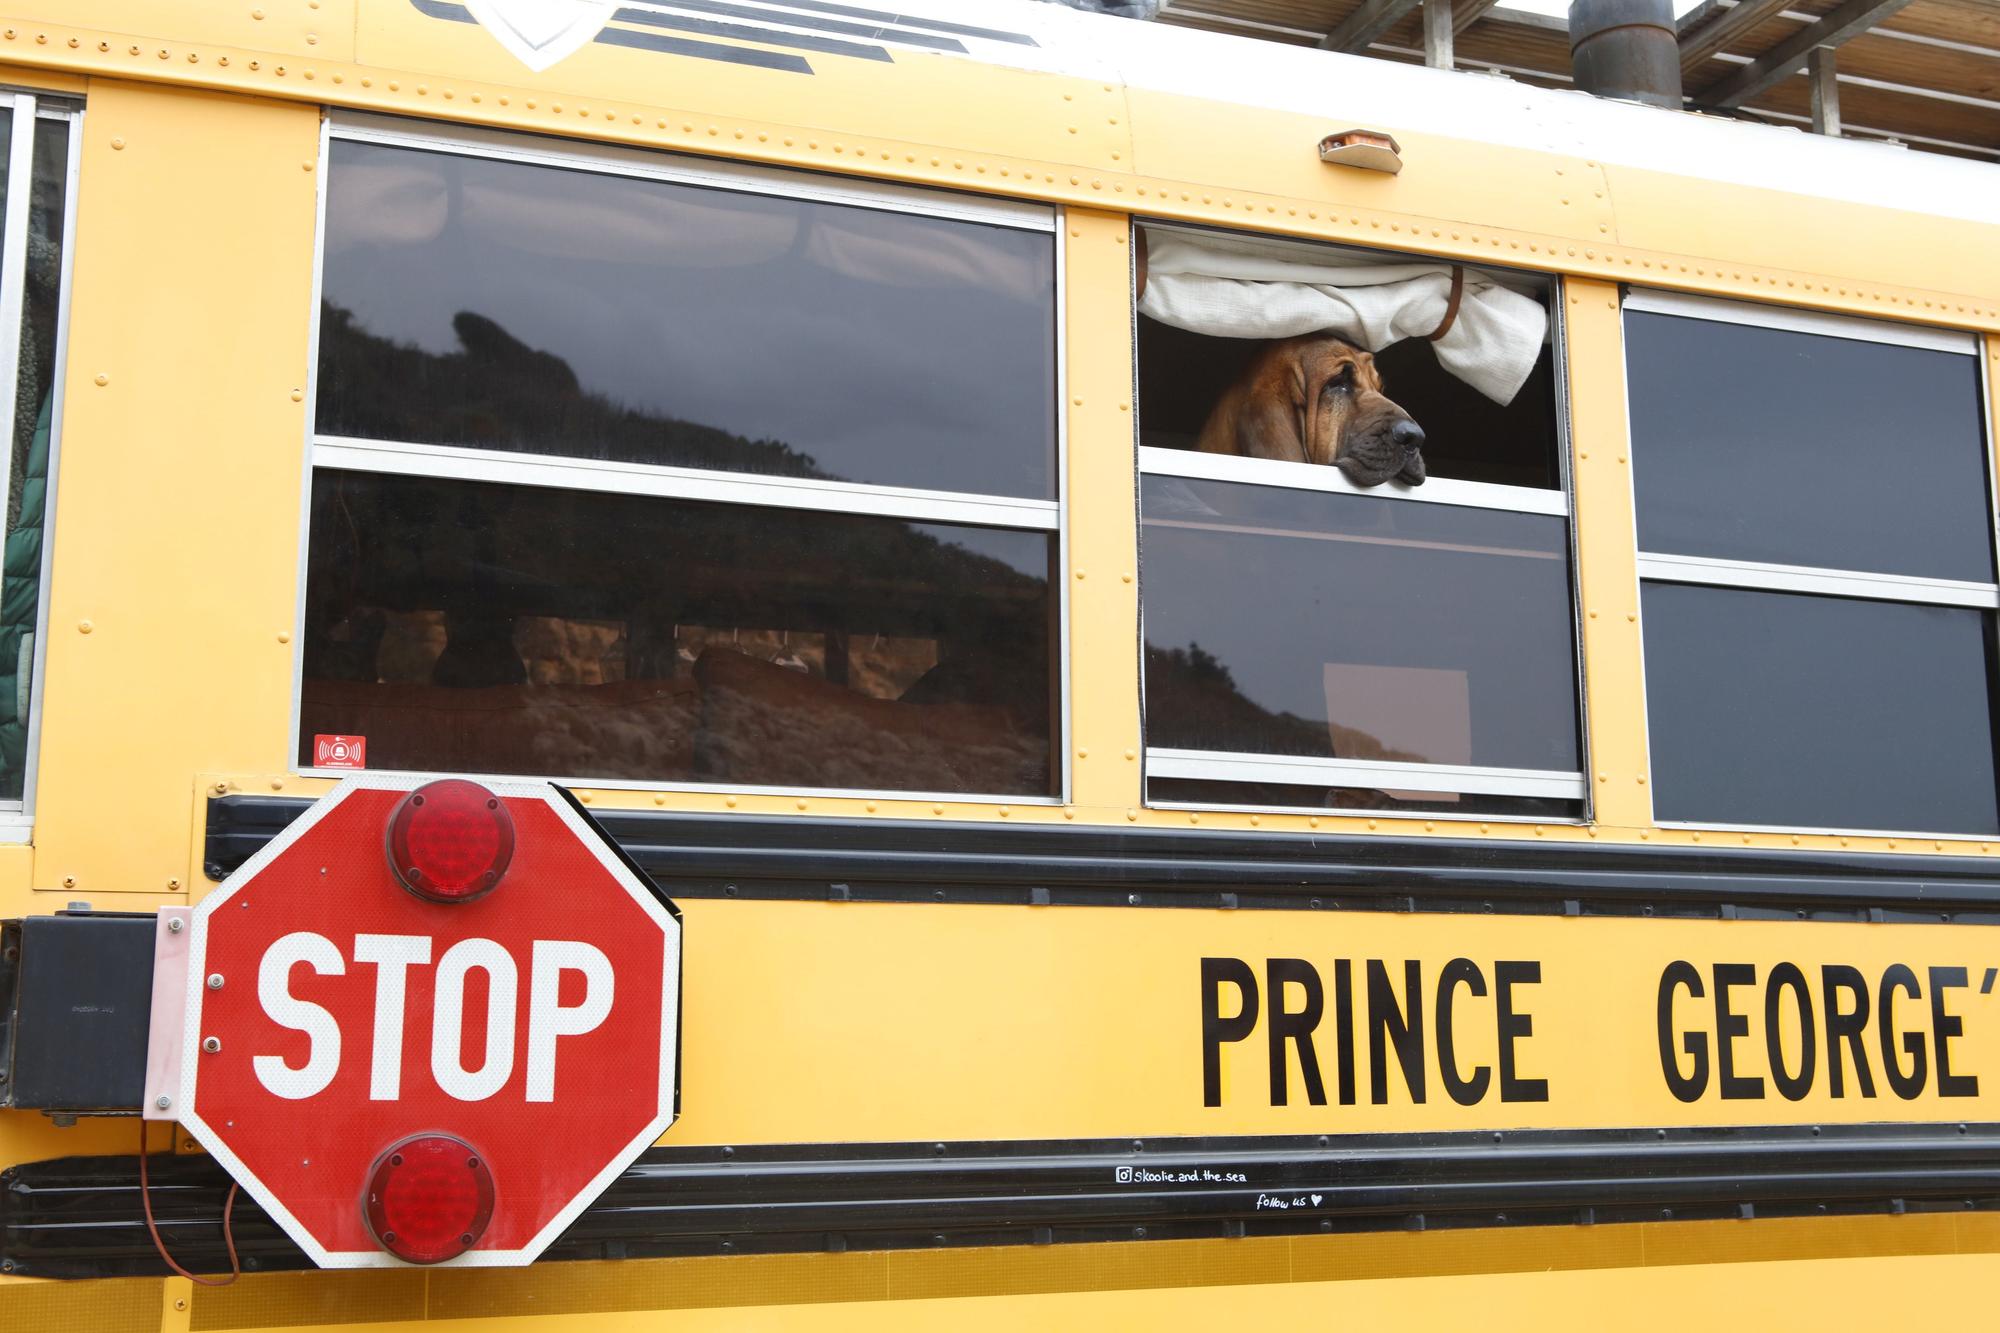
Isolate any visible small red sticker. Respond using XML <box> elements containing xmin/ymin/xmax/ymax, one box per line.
<box><xmin>314</xmin><ymin>734</ymin><xmax>367</xmax><ymax>770</ymax></box>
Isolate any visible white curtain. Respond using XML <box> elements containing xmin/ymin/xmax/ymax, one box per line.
<box><xmin>1138</xmin><ymin>229</ymin><xmax>1548</xmax><ymax>404</ymax></box>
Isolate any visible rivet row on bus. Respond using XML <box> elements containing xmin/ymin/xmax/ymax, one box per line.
<box><xmin>12</xmin><ymin>49</ymin><xmax>1986</xmax><ymax>325</ymax></box>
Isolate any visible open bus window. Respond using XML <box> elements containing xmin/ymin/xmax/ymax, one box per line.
<box><xmin>0</xmin><ymin>103</ymin><xmax>75</xmax><ymax>815</ymax></box>
<box><xmin>1625</xmin><ymin>292</ymin><xmax>1999</xmax><ymax>836</ymax></box>
<box><xmin>1134</xmin><ymin>223</ymin><xmax>1581</xmax><ymax>819</ymax></box>
<box><xmin>1135</xmin><ymin>226</ymin><xmax>1558</xmax><ymax>488</ymax></box>
<box><xmin>300</xmin><ymin>126</ymin><xmax>1060</xmax><ymax>799</ymax></box>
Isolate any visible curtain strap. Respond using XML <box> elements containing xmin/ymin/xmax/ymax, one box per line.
<box><xmin>1426</xmin><ymin>265</ymin><xmax>1466</xmax><ymax>341</ymax></box>
<box><xmin>1134</xmin><ymin>228</ymin><xmax>1149</xmax><ymax>299</ymax></box>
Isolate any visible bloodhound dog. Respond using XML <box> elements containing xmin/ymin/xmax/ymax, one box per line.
<box><xmin>1194</xmin><ymin>333</ymin><xmax>1426</xmax><ymax>486</ymax></box>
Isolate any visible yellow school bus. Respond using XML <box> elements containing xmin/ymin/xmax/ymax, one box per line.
<box><xmin>3</xmin><ymin>0</ymin><xmax>2000</xmax><ymax>1327</ymax></box>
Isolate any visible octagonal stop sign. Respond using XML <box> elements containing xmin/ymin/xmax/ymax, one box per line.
<box><xmin>178</xmin><ymin>775</ymin><xmax>681</xmax><ymax>1267</ymax></box>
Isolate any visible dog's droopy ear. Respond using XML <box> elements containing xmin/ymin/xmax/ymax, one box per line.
<box><xmin>1301</xmin><ymin>361</ymin><xmax>1357</xmax><ymax>468</ymax></box>
<box><xmin>1237</xmin><ymin>393</ymin><xmax>1312</xmax><ymax>464</ymax></box>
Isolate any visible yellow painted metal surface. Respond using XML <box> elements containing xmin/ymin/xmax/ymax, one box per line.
<box><xmin>0</xmin><ymin>3</ymin><xmax>1979</xmax><ymax>856</ymax></box>
<box><xmin>1062</xmin><ymin>209</ymin><xmax>1142</xmax><ymax>812</ymax></box>
<box><xmin>20</xmin><ymin>2</ymin><xmax>355</xmax><ymax>64</ymax></box>
<box><xmin>1564</xmin><ymin>278</ymin><xmax>1649</xmax><ymax>829</ymax></box>
<box><xmin>264</xmin><ymin>1252</ymin><xmax>2000</xmax><ymax>1330</ymax></box>
<box><xmin>24</xmin><ymin>80</ymin><xmax>318</xmax><ymax>906</ymax></box>
<box><xmin>649</xmin><ymin>899</ymin><xmax>2000</xmax><ymax>1141</ymax></box>
<box><xmin>4</xmin><ymin>1214</ymin><xmax>1999</xmax><ymax>1329</ymax></box>
<box><xmin>0</xmin><ymin>3</ymin><xmax>1991</xmax><ymax>328</ymax></box>
<box><xmin>0</xmin><ymin>0</ymin><xmax>1994</xmax><ymax>1317</ymax></box>
<box><xmin>1989</xmin><ymin>336</ymin><xmax>2000</xmax><ymax>541</ymax></box>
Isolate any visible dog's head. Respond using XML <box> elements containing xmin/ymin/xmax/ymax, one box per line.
<box><xmin>1283</xmin><ymin>335</ymin><xmax>1426</xmax><ymax>486</ymax></box>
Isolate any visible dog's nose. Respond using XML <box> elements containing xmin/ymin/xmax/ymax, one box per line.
<box><xmin>1390</xmin><ymin>419</ymin><xmax>1425</xmax><ymax>454</ymax></box>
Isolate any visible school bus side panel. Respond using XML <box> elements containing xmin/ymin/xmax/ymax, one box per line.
<box><xmin>1065</xmin><ymin>208</ymin><xmax>1142</xmax><ymax>811</ymax></box>
<box><xmin>30</xmin><ymin>80</ymin><xmax>318</xmax><ymax>902</ymax></box>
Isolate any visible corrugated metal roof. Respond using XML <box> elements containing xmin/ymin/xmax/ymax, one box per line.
<box><xmin>1151</xmin><ymin>0</ymin><xmax>2000</xmax><ymax>161</ymax></box>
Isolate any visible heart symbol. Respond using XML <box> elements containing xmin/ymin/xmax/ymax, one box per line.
<box><xmin>1311</xmin><ymin>1194</ymin><xmax>1323</xmax><ymax>1206</ymax></box>
<box><xmin>463</xmin><ymin>0</ymin><xmax>617</xmax><ymax>71</ymax></box>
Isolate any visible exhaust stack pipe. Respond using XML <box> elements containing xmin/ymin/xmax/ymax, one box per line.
<box><xmin>1568</xmin><ymin>0</ymin><xmax>1682</xmax><ymax>110</ymax></box>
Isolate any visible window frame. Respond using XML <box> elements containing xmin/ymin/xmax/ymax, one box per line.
<box><xmin>1133</xmin><ymin>219</ymin><xmax>1590</xmax><ymax>821</ymax></box>
<box><xmin>1624</xmin><ymin>287</ymin><xmax>1999</xmax><ymax>840</ymax></box>
<box><xmin>0</xmin><ymin>93</ymin><xmax>82</xmax><ymax>843</ymax></box>
<box><xmin>290</xmin><ymin>113</ymin><xmax>1071</xmax><ymax>804</ymax></box>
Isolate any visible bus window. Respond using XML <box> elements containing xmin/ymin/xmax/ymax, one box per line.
<box><xmin>1625</xmin><ymin>292</ymin><xmax>1997</xmax><ymax>835</ymax></box>
<box><xmin>1133</xmin><ymin>224</ymin><xmax>1582</xmax><ymax>818</ymax></box>
<box><xmin>0</xmin><ymin>98</ymin><xmax>77</xmax><ymax>824</ymax></box>
<box><xmin>298</xmin><ymin>124</ymin><xmax>1060</xmax><ymax>798</ymax></box>
<box><xmin>315</xmin><ymin>138</ymin><xmax>1055</xmax><ymax>498</ymax></box>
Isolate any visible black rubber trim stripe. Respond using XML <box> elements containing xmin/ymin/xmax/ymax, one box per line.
<box><xmin>620</xmin><ymin>1</ymin><xmax>967</xmax><ymax>52</ymax></box>
<box><xmin>610</xmin><ymin>8</ymin><xmax>896</xmax><ymax>61</ymax></box>
<box><xmin>6</xmin><ymin>1125</ymin><xmax>1997</xmax><ymax>1277</ymax></box>
<box><xmin>591</xmin><ymin>25</ymin><xmax>815</xmax><ymax>70</ymax></box>
<box><xmin>206</xmin><ymin>795</ymin><xmax>2000</xmax><ymax>920</ymax></box>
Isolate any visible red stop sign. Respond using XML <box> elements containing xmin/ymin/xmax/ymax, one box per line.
<box><xmin>178</xmin><ymin>776</ymin><xmax>681</xmax><ymax>1268</ymax></box>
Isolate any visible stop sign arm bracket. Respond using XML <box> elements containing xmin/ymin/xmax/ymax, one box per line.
<box><xmin>142</xmin><ymin>907</ymin><xmax>193</xmax><ymax>1122</ymax></box>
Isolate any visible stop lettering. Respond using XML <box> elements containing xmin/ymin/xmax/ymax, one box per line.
<box><xmin>251</xmin><ymin>931</ymin><xmax>616</xmax><ymax>1104</ymax></box>
<box><xmin>179</xmin><ymin>777</ymin><xmax>681</xmax><ymax>1269</ymax></box>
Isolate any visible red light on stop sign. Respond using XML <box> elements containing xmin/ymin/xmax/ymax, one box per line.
<box><xmin>385</xmin><ymin>779</ymin><xmax>516</xmax><ymax>903</ymax></box>
<box><xmin>364</xmin><ymin>1133</ymin><xmax>496</xmax><ymax>1265</ymax></box>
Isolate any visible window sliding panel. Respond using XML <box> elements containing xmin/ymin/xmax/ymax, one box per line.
<box><xmin>1141</xmin><ymin>475</ymin><xmax>1581</xmax><ymax>785</ymax></box>
<box><xmin>1641</xmin><ymin>581</ymin><xmax>2000</xmax><ymax>835</ymax></box>
<box><xmin>317</xmin><ymin>139</ymin><xmax>1057</xmax><ymax>499</ymax></box>
<box><xmin>0</xmin><ymin>112</ymin><xmax>68</xmax><ymax>803</ymax></box>
<box><xmin>1624</xmin><ymin>311</ymin><xmax>1992</xmax><ymax>583</ymax></box>
<box><xmin>300</xmin><ymin>471</ymin><xmax>1056</xmax><ymax>797</ymax></box>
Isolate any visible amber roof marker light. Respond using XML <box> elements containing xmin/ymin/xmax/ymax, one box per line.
<box><xmin>1318</xmin><ymin>129</ymin><xmax>1403</xmax><ymax>175</ymax></box>
<box><xmin>385</xmin><ymin>778</ymin><xmax>517</xmax><ymax>904</ymax></box>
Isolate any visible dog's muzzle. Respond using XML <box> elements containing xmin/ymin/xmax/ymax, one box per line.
<box><xmin>1337</xmin><ymin>418</ymin><xmax>1427</xmax><ymax>487</ymax></box>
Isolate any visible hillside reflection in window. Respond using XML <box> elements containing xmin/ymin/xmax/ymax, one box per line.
<box><xmin>316</xmin><ymin>139</ymin><xmax>1055</xmax><ymax>500</ymax></box>
<box><xmin>301</xmin><ymin>472</ymin><xmax>1055</xmax><ymax>796</ymax></box>
<box><xmin>1142</xmin><ymin>476</ymin><xmax>1581</xmax><ymax>816</ymax></box>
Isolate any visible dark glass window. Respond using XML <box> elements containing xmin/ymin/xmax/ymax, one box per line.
<box><xmin>305</xmin><ymin>136</ymin><xmax>1061</xmax><ymax>796</ymax></box>
<box><xmin>1641</xmin><ymin>583</ymin><xmax>1999</xmax><ymax>835</ymax></box>
<box><xmin>317</xmin><ymin>140</ymin><xmax>1056</xmax><ymax>499</ymax></box>
<box><xmin>1141</xmin><ymin>476</ymin><xmax>1580</xmax><ymax>812</ymax></box>
<box><xmin>1626</xmin><ymin>311</ymin><xmax>1992</xmax><ymax>581</ymax></box>
<box><xmin>301</xmin><ymin>472</ymin><xmax>1055</xmax><ymax>796</ymax></box>
<box><xmin>1629</xmin><ymin>300</ymin><xmax>2000</xmax><ymax>835</ymax></box>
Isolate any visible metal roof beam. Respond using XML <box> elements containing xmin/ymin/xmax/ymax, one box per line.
<box><xmin>1679</xmin><ymin>0</ymin><xmax>1796</xmax><ymax>75</ymax></box>
<box><xmin>1424</xmin><ymin>0</ymin><xmax>1454</xmax><ymax>67</ymax></box>
<box><xmin>1321</xmin><ymin>0</ymin><xmax>1423</xmax><ymax>52</ymax></box>
<box><xmin>1808</xmin><ymin>46</ymin><xmax>1840</xmax><ymax>134</ymax></box>
<box><xmin>1700</xmin><ymin>0</ymin><xmax>1922</xmax><ymax>107</ymax></box>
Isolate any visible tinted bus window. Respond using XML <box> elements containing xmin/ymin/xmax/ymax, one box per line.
<box><xmin>301</xmin><ymin>471</ymin><xmax>1056</xmax><ymax>796</ymax></box>
<box><xmin>302</xmin><ymin>130</ymin><xmax>1061</xmax><ymax>798</ymax></box>
<box><xmin>1626</xmin><ymin>310</ymin><xmax>1992</xmax><ymax>582</ymax></box>
<box><xmin>1628</xmin><ymin>297</ymin><xmax>1999</xmax><ymax>835</ymax></box>
<box><xmin>317</xmin><ymin>139</ymin><xmax>1057</xmax><ymax>500</ymax></box>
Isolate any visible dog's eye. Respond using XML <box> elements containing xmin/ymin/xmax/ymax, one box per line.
<box><xmin>1323</xmin><ymin>366</ymin><xmax>1354</xmax><ymax>394</ymax></box>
